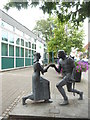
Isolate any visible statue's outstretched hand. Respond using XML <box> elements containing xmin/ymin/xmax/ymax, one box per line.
<box><xmin>44</xmin><ymin>64</ymin><xmax>56</xmax><ymax>72</ymax></box>
<box><xmin>44</xmin><ymin>64</ymin><xmax>55</xmax><ymax>72</ymax></box>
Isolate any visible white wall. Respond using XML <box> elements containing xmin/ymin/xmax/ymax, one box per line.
<box><xmin>36</xmin><ymin>40</ymin><xmax>44</xmax><ymax>65</ymax></box>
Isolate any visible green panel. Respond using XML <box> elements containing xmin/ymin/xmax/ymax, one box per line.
<box><xmin>25</xmin><ymin>42</ymin><xmax>28</xmax><ymax>47</ymax></box>
<box><xmin>16</xmin><ymin>38</ymin><xmax>20</xmax><ymax>45</ymax></box>
<box><xmin>25</xmin><ymin>58</ymin><xmax>31</xmax><ymax>66</ymax></box>
<box><xmin>1</xmin><ymin>43</ymin><xmax>8</xmax><ymax>56</ymax></box>
<box><xmin>29</xmin><ymin>42</ymin><xmax>31</xmax><ymax>48</ymax></box>
<box><xmin>32</xmin><ymin>44</ymin><xmax>36</xmax><ymax>49</ymax></box>
<box><xmin>28</xmin><ymin>50</ymin><xmax>31</xmax><ymax>57</ymax></box>
<box><xmin>21</xmin><ymin>48</ymin><xmax>24</xmax><ymax>57</ymax></box>
<box><xmin>21</xmin><ymin>39</ymin><xmax>24</xmax><ymax>46</ymax></box>
<box><xmin>16</xmin><ymin>47</ymin><xmax>20</xmax><ymax>57</ymax></box>
<box><xmin>32</xmin><ymin>44</ymin><xmax>34</xmax><ymax>49</ymax></box>
<box><xmin>16</xmin><ymin>58</ymin><xmax>24</xmax><ymax>67</ymax></box>
<box><xmin>25</xmin><ymin>49</ymin><xmax>28</xmax><ymax>57</ymax></box>
<box><xmin>9</xmin><ymin>45</ymin><xmax>14</xmax><ymax>56</ymax></box>
<box><xmin>32</xmin><ymin>50</ymin><xmax>36</xmax><ymax>57</ymax></box>
<box><xmin>32</xmin><ymin>58</ymin><xmax>34</xmax><ymax>65</ymax></box>
<box><xmin>2</xmin><ymin>57</ymin><xmax>14</xmax><ymax>69</ymax></box>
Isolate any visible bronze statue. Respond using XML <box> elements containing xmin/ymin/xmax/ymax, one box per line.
<box><xmin>50</xmin><ymin>50</ymin><xmax>83</xmax><ymax>105</ymax></box>
<box><xmin>22</xmin><ymin>52</ymin><xmax>52</xmax><ymax>105</ymax></box>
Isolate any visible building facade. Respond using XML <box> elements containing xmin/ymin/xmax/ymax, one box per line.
<box><xmin>0</xmin><ymin>9</ymin><xmax>47</xmax><ymax>71</ymax></box>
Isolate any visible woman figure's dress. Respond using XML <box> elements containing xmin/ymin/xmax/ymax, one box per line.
<box><xmin>31</xmin><ymin>61</ymin><xmax>50</xmax><ymax>101</ymax></box>
<box><xmin>22</xmin><ymin>52</ymin><xmax>52</xmax><ymax>105</ymax></box>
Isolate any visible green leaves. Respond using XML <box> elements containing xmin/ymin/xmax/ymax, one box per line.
<box><xmin>4</xmin><ymin>1</ymin><xmax>28</xmax><ymax>10</ymax></box>
<box><xmin>47</xmin><ymin>17</ymin><xmax>85</xmax><ymax>56</ymax></box>
<box><xmin>33</xmin><ymin>18</ymin><xmax>53</xmax><ymax>42</ymax></box>
<box><xmin>40</xmin><ymin>2</ymin><xmax>57</xmax><ymax>14</ymax></box>
<box><xmin>4</xmin><ymin>1</ymin><xmax>90</xmax><ymax>26</ymax></box>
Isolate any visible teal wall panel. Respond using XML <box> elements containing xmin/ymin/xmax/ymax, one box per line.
<box><xmin>32</xmin><ymin>58</ymin><xmax>34</xmax><ymax>65</ymax></box>
<box><xmin>16</xmin><ymin>58</ymin><xmax>24</xmax><ymax>67</ymax></box>
<box><xmin>2</xmin><ymin>57</ymin><xmax>14</xmax><ymax>69</ymax></box>
<box><xmin>25</xmin><ymin>58</ymin><xmax>31</xmax><ymax>66</ymax></box>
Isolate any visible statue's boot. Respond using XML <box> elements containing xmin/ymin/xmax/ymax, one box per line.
<box><xmin>22</xmin><ymin>94</ymin><xmax>34</xmax><ymax>105</ymax></box>
<box><xmin>44</xmin><ymin>99</ymin><xmax>53</xmax><ymax>103</ymax></box>
<box><xmin>59</xmin><ymin>99</ymin><xmax>69</xmax><ymax>106</ymax></box>
<box><xmin>22</xmin><ymin>97</ymin><xmax>27</xmax><ymax>105</ymax></box>
<box><xmin>78</xmin><ymin>92</ymin><xmax>83</xmax><ymax>100</ymax></box>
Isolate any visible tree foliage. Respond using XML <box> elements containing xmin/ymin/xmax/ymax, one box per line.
<box><xmin>33</xmin><ymin>18</ymin><xmax>53</xmax><ymax>42</ymax></box>
<box><xmin>4</xmin><ymin>0</ymin><xmax>29</xmax><ymax>10</ymax></box>
<box><xmin>4</xmin><ymin>1</ymin><xmax>90</xmax><ymax>26</ymax></box>
<box><xmin>33</xmin><ymin>16</ymin><xmax>85</xmax><ymax>56</ymax></box>
<box><xmin>47</xmin><ymin>17</ymin><xmax>85</xmax><ymax>56</ymax></box>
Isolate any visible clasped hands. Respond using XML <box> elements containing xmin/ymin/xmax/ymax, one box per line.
<box><xmin>48</xmin><ymin>63</ymin><xmax>56</xmax><ymax>68</ymax></box>
<box><xmin>45</xmin><ymin>63</ymin><xmax>56</xmax><ymax>71</ymax></box>
<box><xmin>45</xmin><ymin>63</ymin><xmax>56</xmax><ymax>72</ymax></box>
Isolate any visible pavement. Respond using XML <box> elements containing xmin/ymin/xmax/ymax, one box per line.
<box><xmin>0</xmin><ymin>66</ymin><xmax>89</xmax><ymax>119</ymax></box>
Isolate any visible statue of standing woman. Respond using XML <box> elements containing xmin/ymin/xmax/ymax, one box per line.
<box><xmin>22</xmin><ymin>52</ymin><xmax>52</xmax><ymax>105</ymax></box>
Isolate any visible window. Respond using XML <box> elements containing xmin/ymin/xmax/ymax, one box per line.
<box><xmin>2</xmin><ymin>30</ymin><xmax>8</xmax><ymax>42</ymax></box>
<box><xmin>21</xmin><ymin>39</ymin><xmax>24</xmax><ymax>46</ymax></box>
<box><xmin>35</xmin><ymin>44</ymin><xmax>36</xmax><ymax>49</ymax></box>
<box><xmin>32</xmin><ymin>50</ymin><xmax>36</xmax><ymax>56</ymax></box>
<box><xmin>8</xmin><ymin>33</ymin><xmax>14</xmax><ymax>43</ymax></box>
<box><xmin>21</xmin><ymin>48</ymin><xmax>24</xmax><ymax>57</ymax></box>
<box><xmin>29</xmin><ymin>42</ymin><xmax>31</xmax><ymax>48</ymax></box>
<box><xmin>32</xmin><ymin>44</ymin><xmax>34</xmax><ymax>49</ymax></box>
<box><xmin>9</xmin><ymin>45</ymin><xmax>14</xmax><ymax>56</ymax></box>
<box><xmin>32</xmin><ymin>50</ymin><xmax>34</xmax><ymax>55</ymax></box>
<box><xmin>32</xmin><ymin>44</ymin><xmax>36</xmax><ymax>49</ymax></box>
<box><xmin>25</xmin><ymin>42</ymin><xmax>28</xmax><ymax>47</ymax></box>
<box><xmin>29</xmin><ymin>50</ymin><xmax>31</xmax><ymax>57</ymax></box>
<box><xmin>1</xmin><ymin>43</ymin><xmax>8</xmax><ymax>56</ymax></box>
<box><xmin>16</xmin><ymin>38</ymin><xmax>20</xmax><ymax>45</ymax></box>
<box><xmin>25</xmin><ymin>49</ymin><xmax>28</xmax><ymax>57</ymax></box>
<box><xmin>16</xmin><ymin>47</ymin><xmax>20</xmax><ymax>57</ymax></box>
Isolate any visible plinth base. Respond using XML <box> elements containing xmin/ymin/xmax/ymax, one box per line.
<box><xmin>8</xmin><ymin>98</ymin><xmax>88</xmax><ymax>120</ymax></box>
